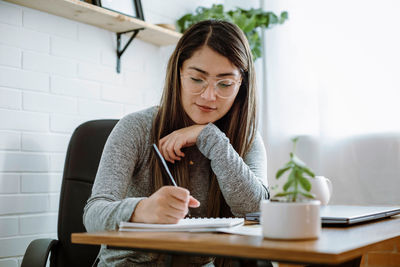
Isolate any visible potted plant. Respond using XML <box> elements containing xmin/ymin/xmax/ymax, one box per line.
<box><xmin>261</xmin><ymin>137</ymin><xmax>322</xmax><ymax>240</ymax></box>
<box><xmin>176</xmin><ymin>4</ymin><xmax>288</xmax><ymax>60</ymax></box>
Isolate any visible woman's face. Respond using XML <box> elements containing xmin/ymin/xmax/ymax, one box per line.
<box><xmin>180</xmin><ymin>46</ymin><xmax>242</xmax><ymax>125</ymax></box>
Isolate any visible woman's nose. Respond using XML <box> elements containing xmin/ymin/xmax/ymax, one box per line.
<box><xmin>200</xmin><ymin>83</ymin><xmax>217</xmax><ymax>101</ymax></box>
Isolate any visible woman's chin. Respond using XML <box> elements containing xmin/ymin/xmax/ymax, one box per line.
<box><xmin>186</xmin><ymin>108</ymin><xmax>222</xmax><ymax>125</ymax></box>
<box><xmin>191</xmin><ymin>115</ymin><xmax>217</xmax><ymax>125</ymax></box>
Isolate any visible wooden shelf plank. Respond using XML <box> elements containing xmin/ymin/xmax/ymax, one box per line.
<box><xmin>5</xmin><ymin>0</ymin><xmax>182</xmax><ymax>46</ymax></box>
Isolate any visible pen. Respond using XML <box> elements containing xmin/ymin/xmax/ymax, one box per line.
<box><xmin>152</xmin><ymin>144</ymin><xmax>177</xmax><ymax>186</ymax></box>
<box><xmin>152</xmin><ymin>144</ymin><xmax>191</xmax><ymax>217</ymax></box>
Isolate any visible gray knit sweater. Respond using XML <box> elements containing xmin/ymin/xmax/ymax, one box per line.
<box><xmin>83</xmin><ymin>106</ymin><xmax>268</xmax><ymax>266</ymax></box>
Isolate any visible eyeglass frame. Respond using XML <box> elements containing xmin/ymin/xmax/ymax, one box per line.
<box><xmin>180</xmin><ymin>71</ymin><xmax>242</xmax><ymax>99</ymax></box>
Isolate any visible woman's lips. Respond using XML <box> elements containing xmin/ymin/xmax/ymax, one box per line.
<box><xmin>196</xmin><ymin>104</ymin><xmax>216</xmax><ymax>112</ymax></box>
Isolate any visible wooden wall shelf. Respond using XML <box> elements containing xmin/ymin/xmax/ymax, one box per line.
<box><xmin>5</xmin><ymin>0</ymin><xmax>182</xmax><ymax>46</ymax></box>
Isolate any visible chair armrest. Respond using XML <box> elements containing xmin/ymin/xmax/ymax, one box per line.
<box><xmin>21</xmin><ymin>238</ymin><xmax>59</xmax><ymax>267</ymax></box>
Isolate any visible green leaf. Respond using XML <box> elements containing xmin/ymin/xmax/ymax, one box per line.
<box><xmin>300</xmin><ymin>192</ymin><xmax>315</xmax><ymax>199</ymax></box>
<box><xmin>280</xmin><ymin>11</ymin><xmax>289</xmax><ymax>23</ymax></box>
<box><xmin>274</xmin><ymin>191</ymin><xmax>296</xmax><ymax>197</ymax></box>
<box><xmin>252</xmin><ymin>48</ymin><xmax>261</xmax><ymax>60</ymax></box>
<box><xmin>299</xmin><ymin>176</ymin><xmax>312</xmax><ymax>191</ymax></box>
<box><xmin>232</xmin><ymin>12</ymin><xmax>247</xmax><ymax>29</ymax></box>
<box><xmin>242</xmin><ymin>15</ymin><xmax>257</xmax><ymax>32</ymax></box>
<box><xmin>301</xmin><ymin>166</ymin><xmax>315</xmax><ymax>178</ymax></box>
<box><xmin>291</xmin><ymin>136</ymin><xmax>299</xmax><ymax>143</ymax></box>
<box><xmin>176</xmin><ymin>14</ymin><xmax>192</xmax><ymax>32</ymax></box>
<box><xmin>276</xmin><ymin>166</ymin><xmax>291</xmax><ymax>179</ymax></box>
<box><xmin>288</xmin><ymin>169</ymin><xmax>295</xmax><ymax>180</ymax></box>
<box><xmin>268</xmin><ymin>13</ymin><xmax>278</xmax><ymax>24</ymax></box>
<box><xmin>256</xmin><ymin>15</ymin><xmax>267</xmax><ymax>27</ymax></box>
<box><xmin>213</xmin><ymin>4</ymin><xmax>224</xmax><ymax>14</ymax></box>
<box><xmin>284</xmin><ymin>161</ymin><xmax>295</xmax><ymax>168</ymax></box>
<box><xmin>283</xmin><ymin>178</ymin><xmax>294</xmax><ymax>191</ymax></box>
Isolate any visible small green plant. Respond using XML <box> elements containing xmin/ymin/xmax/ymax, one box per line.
<box><xmin>274</xmin><ymin>137</ymin><xmax>316</xmax><ymax>202</ymax></box>
<box><xmin>176</xmin><ymin>4</ymin><xmax>288</xmax><ymax>60</ymax></box>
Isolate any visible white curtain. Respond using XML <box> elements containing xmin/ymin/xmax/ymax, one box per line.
<box><xmin>261</xmin><ymin>0</ymin><xmax>400</xmax><ymax>205</ymax></box>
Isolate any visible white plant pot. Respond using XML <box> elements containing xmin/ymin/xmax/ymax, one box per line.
<box><xmin>260</xmin><ymin>200</ymin><xmax>321</xmax><ymax>240</ymax></box>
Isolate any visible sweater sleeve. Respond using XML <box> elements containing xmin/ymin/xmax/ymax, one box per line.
<box><xmin>83</xmin><ymin>114</ymin><xmax>147</xmax><ymax>232</ymax></box>
<box><xmin>196</xmin><ymin>123</ymin><xmax>269</xmax><ymax>216</ymax></box>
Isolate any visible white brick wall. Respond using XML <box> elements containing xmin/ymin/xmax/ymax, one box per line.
<box><xmin>0</xmin><ymin>132</ymin><xmax>20</xmax><ymax>150</ymax></box>
<box><xmin>0</xmin><ymin>174</ymin><xmax>19</xmax><ymax>193</ymax></box>
<box><xmin>0</xmin><ymin>217</ymin><xmax>18</xmax><ymax>237</ymax></box>
<box><xmin>0</xmin><ymin>24</ymin><xmax>50</xmax><ymax>53</ymax></box>
<box><xmin>0</xmin><ymin>1</ymin><xmax>22</xmax><ymax>26</ymax></box>
<box><xmin>0</xmin><ymin>45</ymin><xmax>21</xmax><ymax>68</ymax></box>
<box><xmin>19</xmin><ymin>213</ymin><xmax>57</xmax><ymax>235</ymax></box>
<box><xmin>23</xmin><ymin>51</ymin><xmax>77</xmax><ymax>77</ymax></box>
<box><xmin>21</xmin><ymin>133</ymin><xmax>69</xmax><ymax>152</ymax></box>
<box><xmin>0</xmin><ymin>67</ymin><xmax>50</xmax><ymax>92</ymax></box>
<box><xmin>0</xmin><ymin>0</ymin><xmax>227</xmax><ymax>264</ymax></box>
<box><xmin>21</xmin><ymin>174</ymin><xmax>62</xmax><ymax>193</ymax></box>
<box><xmin>0</xmin><ymin>110</ymin><xmax>49</xmax><ymax>131</ymax></box>
<box><xmin>49</xmin><ymin>114</ymin><xmax>91</xmax><ymax>134</ymax></box>
<box><xmin>0</xmin><ymin>152</ymin><xmax>49</xmax><ymax>172</ymax></box>
<box><xmin>48</xmin><ymin>153</ymin><xmax>65</xmax><ymax>172</ymax></box>
<box><xmin>23</xmin><ymin>9</ymin><xmax>77</xmax><ymax>39</ymax></box>
<box><xmin>0</xmin><ymin>87</ymin><xmax>21</xmax><ymax>109</ymax></box>
<box><xmin>23</xmin><ymin>91</ymin><xmax>78</xmax><ymax>114</ymax></box>
<box><xmin>78</xmin><ymin>61</ymin><xmax>118</xmax><ymax>83</ymax></box>
<box><xmin>0</xmin><ymin>195</ymin><xmax>48</xmax><ymax>215</ymax></box>
<box><xmin>0</xmin><ymin>258</ymin><xmax>18</xmax><ymax>267</ymax></box>
<box><xmin>51</xmin><ymin>75</ymin><xmax>101</xmax><ymax>99</ymax></box>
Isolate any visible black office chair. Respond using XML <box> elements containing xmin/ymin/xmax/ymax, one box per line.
<box><xmin>21</xmin><ymin>119</ymin><xmax>118</xmax><ymax>267</ymax></box>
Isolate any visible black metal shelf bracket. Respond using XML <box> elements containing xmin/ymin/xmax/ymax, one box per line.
<box><xmin>116</xmin><ymin>28</ymin><xmax>144</xmax><ymax>73</ymax></box>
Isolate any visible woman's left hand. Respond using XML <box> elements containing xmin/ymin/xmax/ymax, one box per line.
<box><xmin>159</xmin><ymin>124</ymin><xmax>206</xmax><ymax>163</ymax></box>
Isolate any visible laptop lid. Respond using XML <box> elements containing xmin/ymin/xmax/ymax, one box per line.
<box><xmin>245</xmin><ymin>205</ymin><xmax>400</xmax><ymax>225</ymax></box>
<box><xmin>320</xmin><ymin>205</ymin><xmax>400</xmax><ymax>225</ymax></box>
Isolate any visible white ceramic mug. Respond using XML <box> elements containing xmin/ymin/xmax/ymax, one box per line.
<box><xmin>309</xmin><ymin>176</ymin><xmax>332</xmax><ymax>205</ymax></box>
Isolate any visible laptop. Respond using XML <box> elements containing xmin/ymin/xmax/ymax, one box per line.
<box><xmin>245</xmin><ymin>205</ymin><xmax>400</xmax><ymax>225</ymax></box>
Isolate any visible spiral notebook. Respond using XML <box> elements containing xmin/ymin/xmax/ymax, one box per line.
<box><xmin>119</xmin><ymin>217</ymin><xmax>244</xmax><ymax>232</ymax></box>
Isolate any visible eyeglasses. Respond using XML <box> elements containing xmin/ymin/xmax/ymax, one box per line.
<box><xmin>180</xmin><ymin>73</ymin><xmax>241</xmax><ymax>99</ymax></box>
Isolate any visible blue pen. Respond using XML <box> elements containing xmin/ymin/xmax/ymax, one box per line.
<box><xmin>152</xmin><ymin>143</ymin><xmax>192</xmax><ymax>217</ymax></box>
<box><xmin>152</xmin><ymin>144</ymin><xmax>177</xmax><ymax>186</ymax></box>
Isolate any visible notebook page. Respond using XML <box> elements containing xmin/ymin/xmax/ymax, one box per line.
<box><xmin>217</xmin><ymin>224</ymin><xmax>262</xmax><ymax>236</ymax></box>
<box><xmin>119</xmin><ymin>217</ymin><xmax>244</xmax><ymax>231</ymax></box>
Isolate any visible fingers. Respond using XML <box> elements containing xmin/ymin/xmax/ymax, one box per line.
<box><xmin>188</xmin><ymin>196</ymin><xmax>200</xmax><ymax>208</ymax></box>
<box><xmin>164</xmin><ymin>187</ymin><xmax>200</xmax><ymax>217</ymax></box>
<box><xmin>159</xmin><ymin>135</ymin><xmax>185</xmax><ymax>163</ymax></box>
<box><xmin>162</xmin><ymin>138</ymin><xmax>183</xmax><ymax>163</ymax></box>
<box><xmin>158</xmin><ymin>126</ymin><xmax>205</xmax><ymax>163</ymax></box>
<box><xmin>154</xmin><ymin>187</ymin><xmax>189</xmax><ymax>222</ymax></box>
<box><xmin>167</xmin><ymin>186</ymin><xmax>190</xmax><ymax>201</ymax></box>
<box><xmin>174</xmin><ymin>142</ymin><xmax>185</xmax><ymax>157</ymax></box>
<box><xmin>167</xmin><ymin>193</ymin><xmax>189</xmax><ymax>214</ymax></box>
<box><xmin>132</xmin><ymin>186</ymin><xmax>200</xmax><ymax>224</ymax></box>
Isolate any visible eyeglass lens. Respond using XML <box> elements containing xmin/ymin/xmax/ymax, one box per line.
<box><xmin>181</xmin><ymin>75</ymin><xmax>240</xmax><ymax>98</ymax></box>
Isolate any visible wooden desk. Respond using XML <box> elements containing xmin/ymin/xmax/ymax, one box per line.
<box><xmin>72</xmin><ymin>216</ymin><xmax>400</xmax><ymax>266</ymax></box>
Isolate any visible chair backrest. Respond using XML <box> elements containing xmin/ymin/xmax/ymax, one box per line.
<box><xmin>53</xmin><ymin>120</ymin><xmax>118</xmax><ymax>267</ymax></box>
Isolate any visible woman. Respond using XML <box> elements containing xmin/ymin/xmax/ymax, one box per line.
<box><xmin>84</xmin><ymin>20</ymin><xmax>269</xmax><ymax>266</ymax></box>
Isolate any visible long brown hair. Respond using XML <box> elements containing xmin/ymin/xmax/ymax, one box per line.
<box><xmin>150</xmin><ymin>20</ymin><xmax>257</xmax><ymax>218</ymax></box>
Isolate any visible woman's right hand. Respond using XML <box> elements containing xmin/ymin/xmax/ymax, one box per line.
<box><xmin>130</xmin><ymin>186</ymin><xmax>200</xmax><ymax>224</ymax></box>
